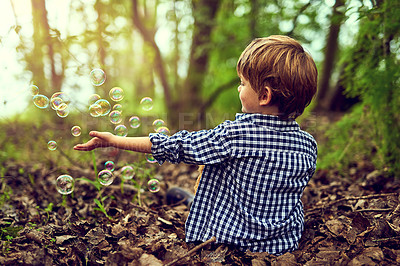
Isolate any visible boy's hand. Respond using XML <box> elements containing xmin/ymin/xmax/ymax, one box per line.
<box><xmin>73</xmin><ymin>131</ymin><xmax>115</xmax><ymax>151</ymax></box>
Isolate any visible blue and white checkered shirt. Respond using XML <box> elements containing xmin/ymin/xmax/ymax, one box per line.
<box><xmin>149</xmin><ymin>113</ymin><xmax>317</xmax><ymax>255</ymax></box>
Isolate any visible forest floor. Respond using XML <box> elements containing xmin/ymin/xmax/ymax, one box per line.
<box><xmin>1</xmin><ymin>113</ymin><xmax>400</xmax><ymax>265</ymax></box>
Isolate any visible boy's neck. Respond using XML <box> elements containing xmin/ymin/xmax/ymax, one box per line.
<box><xmin>259</xmin><ymin>104</ymin><xmax>280</xmax><ymax>116</ymax></box>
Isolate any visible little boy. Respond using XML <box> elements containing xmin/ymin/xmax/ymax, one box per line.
<box><xmin>74</xmin><ymin>35</ymin><xmax>318</xmax><ymax>255</ymax></box>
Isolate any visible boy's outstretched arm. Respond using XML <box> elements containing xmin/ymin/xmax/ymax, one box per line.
<box><xmin>73</xmin><ymin>131</ymin><xmax>152</xmax><ymax>153</ymax></box>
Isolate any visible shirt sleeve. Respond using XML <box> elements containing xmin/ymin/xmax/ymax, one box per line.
<box><xmin>149</xmin><ymin>122</ymin><xmax>232</xmax><ymax>165</ymax></box>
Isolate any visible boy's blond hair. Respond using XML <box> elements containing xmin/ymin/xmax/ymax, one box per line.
<box><xmin>237</xmin><ymin>35</ymin><xmax>318</xmax><ymax>120</ymax></box>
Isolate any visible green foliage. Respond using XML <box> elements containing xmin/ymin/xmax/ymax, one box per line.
<box><xmin>317</xmin><ymin>104</ymin><xmax>378</xmax><ymax>171</ymax></box>
<box><xmin>94</xmin><ymin>197</ymin><xmax>112</xmax><ymax>219</ymax></box>
<box><xmin>1</xmin><ymin>222</ymin><xmax>23</xmax><ymax>254</ymax></box>
<box><xmin>0</xmin><ymin>180</ymin><xmax>12</xmax><ymax>208</ymax></box>
<box><xmin>319</xmin><ymin>0</ymin><xmax>400</xmax><ymax>175</ymax></box>
<box><xmin>125</xmin><ymin>157</ymin><xmax>157</xmax><ymax>206</ymax></box>
<box><xmin>0</xmin><ymin>224</ymin><xmax>23</xmax><ymax>241</ymax></box>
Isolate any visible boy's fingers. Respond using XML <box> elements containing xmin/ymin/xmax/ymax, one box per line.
<box><xmin>74</xmin><ymin>145</ymin><xmax>92</xmax><ymax>151</ymax></box>
<box><xmin>73</xmin><ymin>144</ymin><xmax>84</xmax><ymax>150</ymax></box>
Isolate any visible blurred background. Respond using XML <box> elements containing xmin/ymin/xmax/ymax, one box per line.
<box><xmin>0</xmin><ymin>0</ymin><xmax>399</xmax><ymax>176</ymax></box>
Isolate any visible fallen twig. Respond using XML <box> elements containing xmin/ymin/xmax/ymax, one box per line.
<box><xmin>305</xmin><ymin>192</ymin><xmax>398</xmax><ymax>216</ymax></box>
<box><xmin>372</xmin><ymin>235</ymin><xmax>400</xmax><ymax>242</ymax></box>
<box><xmin>165</xmin><ymin>236</ymin><xmax>216</xmax><ymax>266</ymax></box>
<box><xmin>356</xmin><ymin>208</ymin><xmax>392</xmax><ymax>212</ymax></box>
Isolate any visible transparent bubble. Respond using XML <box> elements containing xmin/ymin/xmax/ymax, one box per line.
<box><xmin>94</xmin><ymin>99</ymin><xmax>111</xmax><ymax>116</ymax></box>
<box><xmin>113</xmin><ymin>104</ymin><xmax>123</xmax><ymax>112</ymax></box>
<box><xmin>156</xmin><ymin>126</ymin><xmax>170</xmax><ymax>135</ymax></box>
<box><xmin>114</xmin><ymin>124</ymin><xmax>128</xmax><ymax>137</ymax></box>
<box><xmin>30</xmin><ymin>85</ymin><xmax>39</xmax><ymax>96</ymax></box>
<box><xmin>109</xmin><ymin>110</ymin><xmax>122</xmax><ymax>124</ymax></box>
<box><xmin>47</xmin><ymin>140</ymin><xmax>57</xmax><ymax>151</ymax></box>
<box><xmin>128</xmin><ymin>116</ymin><xmax>141</xmax><ymax>128</ymax></box>
<box><xmin>98</xmin><ymin>169</ymin><xmax>114</xmax><ymax>186</ymax></box>
<box><xmin>104</xmin><ymin>161</ymin><xmax>115</xmax><ymax>171</ymax></box>
<box><xmin>113</xmin><ymin>103</ymin><xmax>122</xmax><ymax>113</ymax></box>
<box><xmin>145</xmin><ymin>154</ymin><xmax>157</xmax><ymax>164</ymax></box>
<box><xmin>89</xmin><ymin>103</ymin><xmax>102</xmax><ymax>117</ymax></box>
<box><xmin>56</xmin><ymin>104</ymin><xmax>69</xmax><ymax>118</ymax></box>
<box><xmin>120</xmin><ymin>165</ymin><xmax>134</xmax><ymax>180</ymax></box>
<box><xmin>140</xmin><ymin>97</ymin><xmax>153</xmax><ymax>111</ymax></box>
<box><xmin>71</xmin><ymin>126</ymin><xmax>81</xmax><ymax>137</ymax></box>
<box><xmin>147</xmin><ymin>179</ymin><xmax>160</xmax><ymax>193</ymax></box>
<box><xmin>56</xmin><ymin>175</ymin><xmax>75</xmax><ymax>195</ymax></box>
<box><xmin>88</xmin><ymin>94</ymin><xmax>101</xmax><ymax>106</ymax></box>
<box><xmin>50</xmin><ymin>97</ymin><xmax>64</xmax><ymax>110</ymax></box>
<box><xmin>109</xmin><ymin>87</ymin><xmax>124</xmax><ymax>102</ymax></box>
<box><xmin>56</xmin><ymin>102</ymin><xmax>68</xmax><ymax>111</ymax></box>
<box><xmin>33</xmin><ymin>94</ymin><xmax>49</xmax><ymax>109</ymax></box>
<box><xmin>152</xmin><ymin>119</ymin><xmax>166</xmax><ymax>131</ymax></box>
<box><xmin>51</xmin><ymin>92</ymin><xmax>70</xmax><ymax>106</ymax></box>
<box><xmin>90</xmin><ymin>68</ymin><xmax>106</xmax><ymax>86</ymax></box>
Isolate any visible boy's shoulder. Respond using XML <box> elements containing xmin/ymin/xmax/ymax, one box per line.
<box><xmin>227</xmin><ymin>113</ymin><xmax>301</xmax><ymax>131</ymax></box>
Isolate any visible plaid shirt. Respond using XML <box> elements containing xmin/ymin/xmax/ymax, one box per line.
<box><xmin>149</xmin><ymin>113</ymin><xmax>317</xmax><ymax>255</ymax></box>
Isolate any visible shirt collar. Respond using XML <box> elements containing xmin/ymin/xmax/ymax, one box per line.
<box><xmin>235</xmin><ymin>113</ymin><xmax>300</xmax><ymax>132</ymax></box>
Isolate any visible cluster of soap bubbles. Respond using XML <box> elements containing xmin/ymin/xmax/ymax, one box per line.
<box><xmin>31</xmin><ymin>87</ymin><xmax>72</xmax><ymax>118</ymax></box>
<box><xmin>94</xmin><ymin>161</ymin><xmax>160</xmax><ymax>192</ymax></box>
<box><xmin>41</xmin><ymin>68</ymin><xmax>163</xmax><ymax>196</ymax></box>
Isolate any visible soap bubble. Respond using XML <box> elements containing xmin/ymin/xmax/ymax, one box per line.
<box><xmin>50</xmin><ymin>97</ymin><xmax>64</xmax><ymax>110</ymax></box>
<box><xmin>147</xmin><ymin>179</ymin><xmax>160</xmax><ymax>193</ymax></box>
<box><xmin>89</xmin><ymin>103</ymin><xmax>102</xmax><ymax>117</ymax></box>
<box><xmin>47</xmin><ymin>140</ymin><xmax>57</xmax><ymax>151</ymax></box>
<box><xmin>90</xmin><ymin>68</ymin><xmax>106</xmax><ymax>86</ymax></box>
<box><xmin>156</xmin><ymin>126</ymin><xmax>170</xmax><ymax>135</ymax></box>
<box><xmin>51</xmin><ymin>92</ymin><xmax>70</xmax><ymax>106</ymax></box>
<box><xmin>152</xmin><ymin>119</ymin><xmax>166</xmax><ymax>131</ymax></box>
<box><xmin>88</xmin><ymin>94</ymin><xmax>101</xmax><ymax>106</ymax></box>
<box><xmin>109</xmin><ymin>87</ymin><xmax>124</xmax><ymax>102</ymax></box>
<box><xmin>30</xmin><ymin>85</ymin><xmax>39</xmax><ymax>96</ymax></box>
<box><xmin>115</xmin><ymin>124</ymin><xmax>128</xmax><ymax>137</ymax></box>
<box><xmin>113</xmin><ymin>104</ymin><xmax>123</xmax><ymax>112</ymax></box>
<box><xmin>105</xmin><ymin>161</ymin><xmax>115</xmax><ymax>171</ymax></box>
<box><xmin>98</xmin><ymin>169</ymin><xmax>114</xmax><ymax>186</ymax></box>
<box><xmin>120</xmin><ymin>165</ymin><xmax>134</xmax><ymax>180</ymax></box>
<box><xmin>145</xmin><ymin>154</ymin><xmax>157</xmax><ymax>163</ymax></box>
<box><xmin>56</xmin><ymin>175</ymin><xmax>75</xmax><ymax>195</ymax></box>
<box><xmin>56</xmin><ymin>104</ymin><xmax>69</xmax><ymax>118</ymax></box>
<box><xmin>33</xmin><ymin>94</ymin><xmax>49</xmax><ymax>109</ymax></box>
<box><xmin>140</xmin><ymin>97</ymin><xmax>153</xmax><ymax>111</ymax></box>
<box><xmin>71</xmin><ymin>126</ymin><xmax>81</xmax><ymax>137</ymax></box>
<box><xmin>109</xmin><ymin>110</ymin><xmax>122</xmax><ymax>124</ymax></box>
<box><xmin>94</xmin><ymin>99</ymin><xmax>111</xmax><ymax>116</ymax></box>
<box><xmin>128</xmin><ymin>116</ymin><xmax>141</xmax><ymax>128</ymax></box>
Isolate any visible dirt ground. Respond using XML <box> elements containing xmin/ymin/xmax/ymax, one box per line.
<box><xmin>1</xmin><ymin>155</ymin><xmax>400</xmax><ymax>265</ymax></box>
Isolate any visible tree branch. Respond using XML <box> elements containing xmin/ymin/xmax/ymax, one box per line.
<box><xmin>197</xmin><ymin>78</ymin><xmax>238</xmax><ymax>124</ymax></box>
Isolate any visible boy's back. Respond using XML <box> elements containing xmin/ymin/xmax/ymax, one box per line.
<box><xmin>150</xmin><ymin>113</ymin><xmax>317</xmax><ymax>254</ymax></box>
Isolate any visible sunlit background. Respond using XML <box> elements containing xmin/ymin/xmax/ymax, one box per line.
<box><xmin>0</xmin><ymin>0</ymin><xmax>364</xmax><ymax>120</ymax></box>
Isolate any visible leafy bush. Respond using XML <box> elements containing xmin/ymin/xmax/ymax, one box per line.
<box><xmin>318</xmin><ymin>0</ymin><xmax>400</xmax><ymax>175</ymax></box>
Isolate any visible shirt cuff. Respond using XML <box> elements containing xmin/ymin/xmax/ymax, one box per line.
<box><xmin>149</xmin><ymin>133</ymin><xmax>168</xmax><ymax>165</ymax></box>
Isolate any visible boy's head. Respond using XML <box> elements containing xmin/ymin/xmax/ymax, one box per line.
<box><xmin>237</xmin><ymin>35</ymin><xmax>317</xmax><ymax>120</ymax></box>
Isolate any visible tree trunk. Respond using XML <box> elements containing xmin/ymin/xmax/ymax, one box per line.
<box><xmin>315</xmin><ymin>0</ymin><xmax>345</xmax><ymax>110</ymax></box>
<box><xmin>179</xmin><ymin>0</ymin><xmax>222</xmax><ymax>129</ymax></box>
<box><xmin>31</xmin><ymin>0</ymin><xmax>62</xmax><ymax>95</ymax></box>
<box><xmin>95</xmin><ymin>0</ymin><xmax>106</xmax><ymax>68</ymax></box>
<box><xmin>131</xmin><ymin>0</ymin><xmax>173</xmax><ymax>109</ymax></box>
<box><xmin>182</xmin><ymin>0</ymin><xmax>221</xmax><ymax>107</ymax></box>
<box><xmin>30</xmin><ymin>0</ymin><xmax>47</xmax><ymax>94</ymax></box>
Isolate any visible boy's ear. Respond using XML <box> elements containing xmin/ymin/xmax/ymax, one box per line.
<box><xmin>259</xmin><ymin>86</ymin><xmax>273</xmax><ymax>106</ymax></box>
